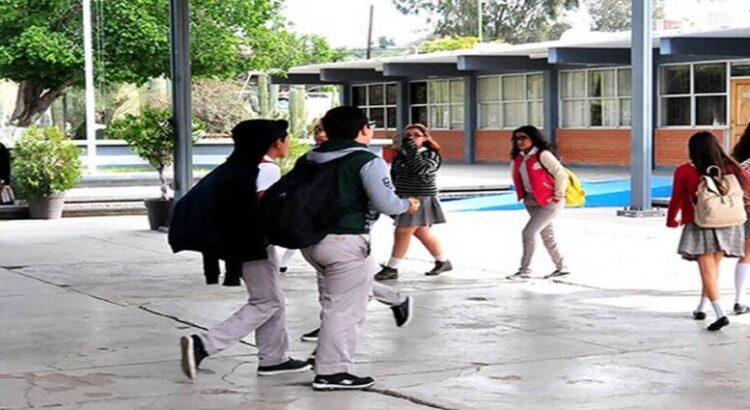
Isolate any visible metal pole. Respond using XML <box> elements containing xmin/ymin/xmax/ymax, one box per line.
<box><xmin>169</xmin><ymin>0</ymin><xmax>193</xmax><ymax>200</ymax></box>
<box><xmin>366</xmin><ymin>4</ymin><xmax>374</xmax><ymax>59</ymax></box>
<box><xmin>630</xmin><ymin>0</ymin><xmax>653</xmax><ymax>211</ymax></box>
<box><xmin>477</xmin><ymin>0</ymin><xmax>483</xmax><ymax>42</ymax></box>
<box><xmin>83</xmin><ymin>0</ymin><xmax>97</xmax><ymax>173</ymax></box>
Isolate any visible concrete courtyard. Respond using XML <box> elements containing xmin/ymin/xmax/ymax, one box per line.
<box><xmin>2</xmin><ymin>207</ymin><xmax>750</xmax><ymax>409</ymax></box>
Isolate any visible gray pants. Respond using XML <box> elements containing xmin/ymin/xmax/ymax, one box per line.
<box><xmin>520</xmin><ymin>196</ymin><xmax>565</xmax><ymax>274</ymax></box>
<box><xmin>372</xmin><ymin>281</ymin><xmax>405</xmax><ymax>306</ymax></box>
<box><xmin>301</xmin><ymin>234</ymin><xmax>375</xmax><ymax>375</ymax></box>
<box><xmin>199</xmin><ymin>247</ymin><xmax>289</xmax><ymax>367</ymax></box>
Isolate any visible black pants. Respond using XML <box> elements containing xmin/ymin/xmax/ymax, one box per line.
<box><xmin>202</xmin><ymin>253</ymin><xmax>242</xmax><ymax>286</ymax></box>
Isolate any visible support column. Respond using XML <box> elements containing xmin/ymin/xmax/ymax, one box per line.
<box><xmin>83</xmin><ymin>0</ymin><xmax>97</xmax><ymax>173</ymax></box>
<box><xmin>619</xmin><ymin>0</ymin><xmax>662</xmax><ymax>217</ymax></box>
<box><xmin>397</xmin><ymin>80</ymin><xmax>410</xmax><ymax>143</ymax></box>
<box><xmin>170</xmin><ymin>0</ymin><xmax>193</xmax><ymax>200</ymax></box>
<box><xmin>543</xmin><ymin>69</ymin><xmax>559</xmax><ymax>147</ymax></box>
<box><xmin>463</xmin><ymin>75</ymin><xmax>477</xmax><ymax>164</ymax></box>
<box><xmin>340</xmin><ymin>83</ymin><xmax>352</xmax><ymax>106</ymax></box>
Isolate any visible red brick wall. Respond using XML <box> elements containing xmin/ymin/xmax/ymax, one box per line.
<box><xmin>475</xmin><ymin>130</ymin><xmax>513</xmax><ymax>162</ymax></box>
<box><xmin>556</xmin><ymin>129</ymin><xmax>631</xmax><ymax>166</ymax></box>
<box><xmin>373</xmin><ymin>130</ymin><xmax>397</xmax><ymax>140</ymax></box>
<box><xmin>655</xmin><ymin>128</ymin><xmax>726</xmax><ymax>167</ymax></box>
<box><xmin>431</xmin><ymin>130</ymin><xmax>464</xmax><ymax>161</ymax></box>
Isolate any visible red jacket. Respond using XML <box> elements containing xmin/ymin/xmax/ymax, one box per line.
<box><xmin>512</xmin><ymin>151</ymin><xmax>557</xmax><ymax>207</ymax></box>
<box><xmin>666</xmin><ymin>163</ymin><xmax>700</xmax><ymax>227</ymax></box>
<box><xmin>666</xmin><ymin>162</ymin><xmax>750</xmax><ymax>227</ymax></box>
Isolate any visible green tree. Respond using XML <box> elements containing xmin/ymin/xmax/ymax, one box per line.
<box><xmin>392</xmin><ymin>0</ymin><xmax>579</xmax><ymax>43</ymax></box>
<box><xmin>0</xmin><ymin>0</ymin><xmax>343</xmax><ymax>127</ymax></box>
<box><xmin>377</xmin><ymin>36</ymin><xmax>396</xmax><ymax>49</ymax></box>
<box><xmin>586</xmin><ymin>0</ymin><xmax>665</xmax><ymax>32</ymax></box>
<box><xmin>418</xmin><ymin>36</ymin><xmax>479</xmax><ymax>53</ymax></box>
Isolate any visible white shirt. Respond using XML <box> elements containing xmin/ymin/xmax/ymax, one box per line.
<box><xmin>257</xmin><ymin>155</ymin><xmax>281</xmax><ymax>192</ymax></box>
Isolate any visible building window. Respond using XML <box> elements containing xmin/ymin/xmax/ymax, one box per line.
<box><xmin>478</xmin><ymin>73</ymin><xmax>543</xmax><ymax>129</ymax></box>
<box><xmin>351</xmin><ymin>83</ymin><xmax>398</xmax><ymax>129</ymax></box>
<box><xmin>409</xmin><ymin>79</ymin><xmax>464</xmax><ymax>130</ymax></box>
<box><xmin>659</xmin><ymin>62</ymin><xmax>727</xmax><ymax>127</ymax></box>
<box><xmin>560</xmin><ymin>68</ymin><xmax>631</xmax><ymax>128</ymax></box>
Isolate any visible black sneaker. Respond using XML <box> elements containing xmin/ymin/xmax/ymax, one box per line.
<box><xmin>300</xmin><ymin>328</ymin><xmax>320</xmax><ymax>342</ymax></box>
<box><xmin>279</xmin><ymin>266</ymin><xmax>288</xmax><ymax>273</ymax></box>
<box><xmin>180</xmin><ymin>335</ymin><xmax>208</xmax><ymax>380</ymax></box>
<box><xmin>257</xmin><ymin>358</ymin><xmax>312</xmax><ymax>376</ymax></box>
<box><xmin>692</xmin><ymin>311</ymin><xmax>707</xmax><ymax>320</ymax></box>
<box><xmin>307</xmin><ymin>349</ymin><xmax>316</xmax><ymax>367</ymax></box>
<box><xmin>375</xmin><ymin>266</ymin><xmax>398</xmax><ymax>281</ymax></box>
<box><xmin>312</xmin><ymin>372</ymin><xmax>375</xmax><ymax>391</ymax></box>
<box><xmin>426</xmin><ymin>260</ymin><xmax>453</xmax><ymax>276</ymax></box>
<box><xmin>506</xmin><ymin>271</ymin><xmax>530</xmax><ymax>280</ymax></box>
<box><xmin>544</xmin><ymin>269</ymin><xmax>570</xmax><ymax>279</ymax></box>
<box><xmin>707</xmin><ymin>316</ymin><xmax>730</xmax><ymax>332</ymax></box>
<box><xmin>734</xmin><ymin>303</ymin><xmax>750</xmax><ymax>315</ymax></box>
<box><xmin>391</xmin><ymin>296</ymin><xmax>413</xmax><ymax>327</ymax></box>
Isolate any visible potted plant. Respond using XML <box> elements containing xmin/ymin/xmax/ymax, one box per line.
<box><xmin>108</xmin><ymin>107</ymin><xmax>203</xmax><ymax>230</ymax></box>
<box><xmin>12</xmin><ymin>127</ymin><xmax>82</xmax><ymax>219</ymax></box>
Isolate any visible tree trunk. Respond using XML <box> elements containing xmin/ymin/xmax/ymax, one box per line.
<box><xmin>158</xmin><ymin>167</ymin><xmax>168</xmax><ymax>200</ymax></box>
<box><xmin>11</xmin><ymin>80</ymin><xmax>75</xmax><ymax>127</ymax></box>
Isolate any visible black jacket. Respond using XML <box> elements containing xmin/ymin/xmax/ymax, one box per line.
<box><xmin>168</xmin><ymin>154</ymin><xmax>268</xmax><ymax>284</ymax></box>
<box><xmin>0</xmin><ymin>143</ymin><xmax>10</xmax><ymax>185</ymax></box>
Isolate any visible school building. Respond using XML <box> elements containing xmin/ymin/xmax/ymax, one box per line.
<box><xmin>274</xmin><ymin>26</ymin><xmax>750</xmax><ymax>168</ymax></box>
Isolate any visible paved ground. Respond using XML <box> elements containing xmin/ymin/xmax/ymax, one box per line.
<box><xmin>2</xmin><ymin>207</ymin><xmax>750</xmax><ymax>410</ymax></box>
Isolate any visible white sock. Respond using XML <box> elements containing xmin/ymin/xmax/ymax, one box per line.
<box><xmin>735</xmin><ymin>263</ymin><xmax>750</xmax><ymax>304</ymax></box>
<box><xmin>435</xmin><ymin>255</ymin><xmax>447</xmax><ymax>262</ymax></box>
<box><xmin>387</xmin><ymin>257</ymin><xmax>402</xmax><ymax>269</ymax></box>
<box><xmin>711</xmin><ymin>300</ymin><xmax>725</xmax><ymax>319</ymax></box>
<box><xmin>696</xmin><ymin>296</ymin><xmax>710</xmax><ymax>313</ymax></box>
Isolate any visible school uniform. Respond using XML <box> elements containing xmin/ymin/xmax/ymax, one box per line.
<box><xmin>390</xmin><ymin>143</ymin><xmax>445</xmax><ymax>227</ymax></box>
<box><xmin>667</xmin><ymin>163</ymin><xmax>745</xmax><ymax>260</ymax></box>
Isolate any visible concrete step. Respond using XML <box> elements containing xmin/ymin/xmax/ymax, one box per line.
<box><xmin>0</xmin><ymin>200</ymin><xmax>146</xmax><ymax>219</ymax></box>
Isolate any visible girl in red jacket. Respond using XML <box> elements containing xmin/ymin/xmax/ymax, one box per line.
<box><xmin>667</xmin><ymin>131</ymin><xmax>749</xmax><ymax>331</ymax></box>
<box><xmin>507</xmin><ymin>126</ymin><xmax>569</xmax><ymax>280</ymax></box>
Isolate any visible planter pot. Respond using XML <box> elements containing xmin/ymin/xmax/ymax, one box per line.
<box><xmin>28</xmin><ymin>192</ymin><xmax>66</xmax><ymax>219</ymax></box>
<box><xmin>144</xmin><ymin>198</ymin><xmax>173</xmax><ymax>230</ymax></box>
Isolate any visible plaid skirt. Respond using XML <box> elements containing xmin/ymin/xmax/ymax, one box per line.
<box><xmin>394</xmin><ymin>196</ymin><xmax>446</xmax><ymax>227</ymax></box>
<box><xmin>677</xmin><ymin>222</ymin><xmax>745</xmax><ymax>261</ymax></box>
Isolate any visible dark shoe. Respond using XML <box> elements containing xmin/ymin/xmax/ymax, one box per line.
<box><xmin>544</xmin><ymin>269</ymin><xmax>570</xmax><ymax>279</ymax></box>
<box><xmin>692</xmin><ymin>311</ymin><xmax>707</xmax><ymax>320</ymax></box>
<box><xmin>391</xmin><ymin>296</ymin><xmax>413</xmax><ymax>327</ymax></box>
<box><xmin>222</xmin><ymin>274</ymin><xmax>241</xmax><ymax>287</ymax></box>
<box><xmin>707</xmin><ymin>316</ymin><xmax>730</xmax><ymax>332</ymax></box>
<box><xmin>300</xmin><ymin>328</ymin><xmax>320</xmax><ymax>342</ymax></box>
<box><xmin>280</xmin><ymin>266</ymin><xmax>288</xmax><ymax>273</ymax></box>
<box><xmin>426</xmin><ymin>260</ymin><xmax>453</xmax><ymax>276</ymax></box>
<box><xmin>734</xmin><ymin>303</ymin><xmax>750</xmax><ymax>315</ymax></box>
<box><xmin>307</xmin><ymin>349</ymin><xmax>316</xmax><ymax>367</ymax></box>
<box><xmin>312</xmin><ymin>372</ymin><xmax>375</xmax><ymax>391</ymax></box>
<box><xmin>180</xmin><ymin>335</ymin><xmax>208</xmax><ymax>380</ymax></box>
<box><xmin>506</xmin><ymin>271</ymin><xmax>530</xmax><ymax>280</ymax></box>
<box><xmin>375</xmin><ymin>266</ymin><xmax>398</xmax><ymax>281</ymax></box>
<box><xmin>257</xmin><ymin>358</ymin><xmax>312</xmax><ymax>376</ymax></box>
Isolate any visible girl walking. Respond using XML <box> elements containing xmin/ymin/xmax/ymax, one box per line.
<box><xmin>729</xmin><ymin>122</ymin><xmax>750</xmax><ymax>315</ymax></box>
<box><xmin>506</xmin><ymin>125</ymin><xmax>569</xmax><ymax>280</ymax></box>
<box><xmin>375</xmin><ymin>123</ymin><xmax>452</xmax><ymax>281</ymax></box>
<box><xmin>667</xmin><ymin>131</ymin><xmax>749</xmax><ymax>331</ymax></box>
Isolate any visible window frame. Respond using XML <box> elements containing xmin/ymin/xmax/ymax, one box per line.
<box><xmin>657</xmin><ymin>61</ymin><xmax>730</xmax><ymax>129</ymax></box>
<box><xmin>409</xmin><ymin>78</ymin><xmax>465</xmax><ymax>130</ymax></box>
<box><xmin>350</xmin><ymin>82</ymin><xmax>399</xmax><ymax>130</ymax></box>
<box><xmin>558</xmin><ymin>67</ymin><xmax>632</xmax><ymax>129</ymax></box>
<box><xmin>477</xmin><ymin>72</ymin><xmax>544</xmax><ymax>130</ymax></box>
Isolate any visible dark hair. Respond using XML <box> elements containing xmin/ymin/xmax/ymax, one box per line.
<box><xmin>230</xmin><ymin>119</ymin><xmax>288</xmax><ymax>163</ymax></box>
<box><xmin>321</xmin><ymin>106</ymin><xmax>368</xmax><ymax>140</ymax></box>
<box><xmin>689</xmin><ymin>131</ymin><xmax>748</xmax><ymax>194</ymax></box>
<box><xmin>510</xmin><ymin>125</ymin><xmax>553</xmax><ymax>159</ymax></box>
<box><xmin>404</xmin><ymin>123</ymin><xmax>441</xmax><ymax>154</ymax></box>
<box><xmin>732</xmin><ymin>122</ymin><xmax>750</xmax><ymax>163</ymax></box>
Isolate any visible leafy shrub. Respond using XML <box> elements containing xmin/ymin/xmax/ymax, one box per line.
<box><xmin>12</xmin><ymin>127</ymin><xmax>82</xmax><ymax>198</ymax></box>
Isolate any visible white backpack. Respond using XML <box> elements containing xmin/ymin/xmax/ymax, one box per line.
<box><xmin>694</xmin><ymin>165</ymin><xmax>747</xmax><ymax>228</ymax></box>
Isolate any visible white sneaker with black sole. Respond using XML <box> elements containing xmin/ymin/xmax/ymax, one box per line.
<box><xmin>180</xmin><ymin>335</ymin><xmax>208</xmax><ymax>380</ymax></box>
<box><xmin>257</xmin><ymin>358</ymin><xmax>312</xmax><ymax>376</ymax></box>
<box><xmin>312</xmin><ymin>372</ymin><xmax>375</xmax><ymax>390</ymax></box>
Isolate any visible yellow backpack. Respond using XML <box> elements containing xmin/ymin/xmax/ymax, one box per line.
<box><xmin>537</xmin><ymin>150</ymin><xmax>586</xmax><ymax>207</ymax></box>
<box><xmin>564</xmin><ymin>168</ymin><xmax>586</xmax><ymax>207</ymax></box>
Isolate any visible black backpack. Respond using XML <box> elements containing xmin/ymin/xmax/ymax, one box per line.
<box><xmin>259</xmin><ymin>151</ymin><xmax>368</xmax><ymax>249</ymax></box>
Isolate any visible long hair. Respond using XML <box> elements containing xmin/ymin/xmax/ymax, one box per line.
<box><xmin>510</xmin><ymin>125</ymin><xmax>553</xmax><ymax>159</ymax></box>
<box><xmin>404</xmin><ymin>123</ymin><xmax>441</xmax><ymax>154</ymax></box>
<box><xmin>689</xmin><ymin>131</ymin><xmax>749</xmax><ymax>194</ymax></box>
<box><xmin>731</xmin><ymin>122</ymin><xmax>750</xmax><ymax>163</ymax></box>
